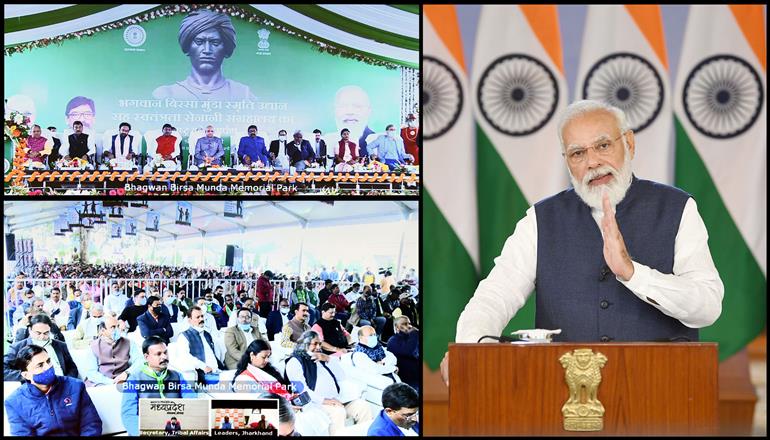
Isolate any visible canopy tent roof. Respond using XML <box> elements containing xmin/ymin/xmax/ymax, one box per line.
<box><xmin>4</xmin><ymin>200</ymin><xmax>418</xmax><ymax>242</ymax></box>
<box><xmin>3</xmin><ymin>4</ymin><xmax>419</xmax><ymax>67</ymax></box>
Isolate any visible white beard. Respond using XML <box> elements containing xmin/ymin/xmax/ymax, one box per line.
<box><xmin>569</xmin><ymin>146</ymin><xmax>633</xmax><ymax>210</ymax></box>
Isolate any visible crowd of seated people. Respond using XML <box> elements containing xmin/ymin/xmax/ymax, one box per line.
<box><xmin>4</xmin><ymin>261</ymin><xmax>420</xmax><ymax>436</ymax></box>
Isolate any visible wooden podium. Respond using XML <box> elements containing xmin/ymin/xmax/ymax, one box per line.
<box><xmin>448</xmin><ymin>342</ymin><xmax>718</xmax><ymax>436</ymax></box>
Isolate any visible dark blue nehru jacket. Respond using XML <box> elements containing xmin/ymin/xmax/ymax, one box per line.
<box><xmin>533</xmin><ymin>176</ymin><xmax>697</xmax><ymax>343</ymax></box>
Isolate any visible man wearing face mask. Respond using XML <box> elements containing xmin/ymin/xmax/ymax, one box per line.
<box><xmin>400</xmin><ymin>113</ymin><xmax>420</xmax><ymax>166</ymax></box>
<box><xmin>163</xmin><ymin>289</ymin><xmax>180</xmax><ymax>323</ymax></box>
<box><xmin>83</xmin><ymin>315</ymin><xmax>143</xmax><ymax>387</ymax></box>
<box><xmin>4</xmin><ymin>314</ymin><xmax>79</xmax><ymax>382</ymax></box>
<box><xmin>366</xmin><ymin>124</ymin><xmax>409</xmax><ymax>168</ymax></box>
<box><xmin>176</xmin><ymin>306</ymin><xmax>225</xmax><ymax>385</ymax></box>
<box><xmin>285</xmin><ymin>330</ymin><xmax>373</xmax><ymax>435</ymax></box>
<box><xmin>118</xmin><ymin>290</ymin><xmax>148</xmax><ymax>333</ymax></box>
<box><xmin>137</xmin><ymin>295</ymin><xmax>174</xmax><ymax>343</ymax></box>
<box><xmin>104</xmin><ymin>282</ymin><xmax>128</xmax><ymax>317</ymax></box>
<box><xmin>121</xmin><ymin>336</ymin><xmax>196</xmax><ymax>436</ymax></box>
<box><xmin>70</xmin><ymin>303</ymin><xmax>106</xmax><ymax>349</ymax></box>
<box><xmin>269</xmin><ymin>129</ymin><xmax>290</xmax><ymax>170</ymax></box>
<box><xmin>224</xmin><ymin>308</ymin><xmax>266</xmax><ymax>369</ymax></box>
<box><xmin>368</xmin><ymin>383</ymin><xmax>420</xmax><ymax>436</ymax></box>
<box><xmin>5</xmin><ymin>345</ymin><xmax>102</xmax><ymax>436</ymax></box>
<box><xmin>349</xmin><ymin>325</ymin><xmax>400</xmax><ymax>384</ymax></box>
<box><xmin>266</xmin><ymin>298</ymin><xmax>292</xmax><ymax>341</ymax></box>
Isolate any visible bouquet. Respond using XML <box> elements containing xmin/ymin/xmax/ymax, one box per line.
<box><xmin>4</xmin><ymin>111</ymin><xmax>30</xmax><ymax>142</ymax></box>
<box><xmin>56</xmin><ymin>157</ymin><xmax>89</xmax><ymax>170</ymax></box>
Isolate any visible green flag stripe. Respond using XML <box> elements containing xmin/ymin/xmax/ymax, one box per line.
<box><xmin>476</xmin><ymin>124</ymin><xmax>537</xmax><ymax>335</ymax></box>
<box><xmin>674</xmin><ymin>116</ymin><xmax>767</xmax><ymax>361</ymax></box>
<box><xmin>4</xmin><ymin>5</ymin><xmax>124</xmax><ymax>33</ymax></box>
<box><xmin>424</xmin><ymin>190</ymin><xmax>479</xmax><ymax>370</ymax></box>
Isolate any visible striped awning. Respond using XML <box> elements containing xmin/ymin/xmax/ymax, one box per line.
<box><xmin>3</xmin><ymin>4</ymin><xmax>419</xmax><ymax>67</ymax></box>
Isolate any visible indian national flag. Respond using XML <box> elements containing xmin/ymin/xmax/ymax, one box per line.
<box><xmin>673</xmin><ymin>5</ymin><xmax>766</xmax><ymax>360</ymax></box>
<box><xmin>472</xmin><ymin>5</ymin><xmax>569</xmax><ymax>334</ymax></box>
<box><xmin>576</xmin><ymin>5</ymin><xmax>673</xmax><ymax>184</ymax></box>
<box><xmin>423</xmin><ymin>5</ymin><xmax>478</xmax><ymax>369</ymax></box>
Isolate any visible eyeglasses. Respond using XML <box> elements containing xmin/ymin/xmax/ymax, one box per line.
<box><xmin>68</xmin><ymin>112</ymin><xmax>94</xmax><ymax>118</ymax></box>
<box><xmin>562</xmin><ymin>132</ymin><xmax>625</xmax><ymax>165</ymax></box>
<box><xmin>402</xmin><ymin>411</ymin><xmax>419</xmax><ymax>421</ymax></box>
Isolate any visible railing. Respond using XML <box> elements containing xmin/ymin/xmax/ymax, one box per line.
<box><xmin>4</xmin><ymin>277</ymin><xmax>363</xmax><ymax>305</ymax></box>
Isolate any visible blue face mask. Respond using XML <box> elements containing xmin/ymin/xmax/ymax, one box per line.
<box><xmin>239</xmin><ymin>323</ymin><xmax>252</xmax><ymax>332</ymax></box>
<box><xmin>164</xmin><ymin>298</ymin><xmax>175</xmax><ymax>306</ymax></box>
<box><xmin>112</xmin><ymin>329</ymin><xmax>122</xmax><ymax>341</ymax></box>
<box><xmin>138</xmin><ymin>298</ymin><xmax>146</xmax><ymax>306</ymax></box>
<box><xmin>32</xmin><ymin>365</ymin><xmax>56</xmax><ymax>385</ymax></box>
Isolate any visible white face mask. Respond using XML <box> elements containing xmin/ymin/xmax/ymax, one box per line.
<box><xmin>279</xmin><ymin>136</ymin><xmax>286</xmax><ymax>142</ymax></box>
<box><xmin>387</xmin><ymin>130</ymin><xmax>396</xmax><ymax>138</ymax></box>
<box><xmin>363</xmin><ymin>336</ymin><xmax>378</xmax><ymax>348</ymax></box>
<box><xmin>280</xmin><ymin>307</ymin><xmax>289</xmax><ymax>315</ymax></box>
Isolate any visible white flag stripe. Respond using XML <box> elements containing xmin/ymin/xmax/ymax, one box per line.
<box><xmin>673</xmin><ymin>5</ymin><xmax>767</xmax><ymax>274</ymax></box>
<box><xmin>424</xmin><ymin>15</ymin><xmax>479</xmax><ymax>269</ymax></box>
<box><xmin>576</xmin><ymin>5</ymin><xmax>673</xmax><ymax>185</ymax></box>
<box><xmin>472</xmin><ymin>5</ymin><xmax>569</xmax><ymax>205</ymax></box>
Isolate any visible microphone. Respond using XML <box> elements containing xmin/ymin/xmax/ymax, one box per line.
<box><xmin>477</xmin><ymin>335</ymin><xmax>520</xmax><ymax>343</ymax></box>
<box><xmin>598</xmin><ymin>266</ymin><xmax>611</xmax><ymax>281</ymax></box>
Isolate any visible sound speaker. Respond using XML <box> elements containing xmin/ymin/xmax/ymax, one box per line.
<box><xmin>225</xmin><ymin>245</ymin><xmax>243</xmax><ymax>272</ymax></box>
<box><xmin>5</xmin><ymin>233</ymin><xmax>16</xmax><ymax>260</ymax></box>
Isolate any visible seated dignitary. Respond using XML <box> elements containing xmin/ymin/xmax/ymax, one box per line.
<box><xmin>62</xmin><ymin>120</ymin><xmax>95</xmax><ymax>163</ymax></box>
<box><xmin>5</xmin><ymin>345</ymin><xmax>102</xmax><ymax>436</ymax></box>
<box><xmin>70</xmin><ymin>303</ymin><xmax>106</xmax><ymax>349</ymax></box>
<box><xmin>156</xmin><ymin>123</ymin><xmax>180</xmax><ymax>162</ymax></box>
<box><xmin>121</xmin><ymin>336</ymin><xmax>197</xmax><ymax>436</ymax></box>
<box><xmin>311</xmin><ymin>128</ymin><xmax>329</xmax><ymax>167</ymax></box>
<box><xmin>83</xmin><ymin>314</ymin><xmax>143</xmax><ymax>387</ymax></box>
<box><xmin>367</xmin><ymin>383</ymin><xmax>420</xmax><ymax>436</ymax></box>
<box><xmin>228</xmin><ymin>296</ymin><xmax>262</xmax><ymax>328</ymax></box>
<box><xmin>118</xmin><ymin>289</ymin><xmax>148</xmax><ymax>333</ymax></box>
<box><xmin>269</xmin><ymin>129</ymin><xmax>290</xmax><ymax>170</ymax></box>
<box><xmin>104</xmin><ymin>122</ymin><xmax>139</xmax><ymax>162</ymax></box>
<box><xmin>350</xmin><ymin>325</ymin><xmax>399</xmax><ymax>383</ymax></box>
<box><xmin>137</xmin><ymin>295</ymin><xmax>174</xmax><ymax>343</ymax></box>
<box><xmin>366</xmin><ymin>125</ymin><xmax>408</xmax><ymax>168</ymax></box>
<box><xmin>4</xmin><ymin>314</ymin><xmax>79</xmax><ymax>381</ymax></box>
<box><xmin>224</xmin><ymin>307</ymin><xmax>267</xmax><ymax>370</ymax></box>
<box><xmin>280</xmin><ymin>302</ymin><xmax>311</xmax><ymax>350</ymax></box>
<box><xmin>387</xmin><ymin>317</ymin><xmax>420</xmax><ymax>391</ymax></box>
<box><xmin>266</xmin><ymin>298</ymin><xmax>292</xmax><ymax>341</ymax></box>
<box><xmin>238</xmin><ymin>125</ymin><xmax>270</xmax><ymax>166</ymax></box>
<box><xmin>176</xmin><ymin>306</ymin><xmax>226</xmax><ymax>384</ymax></box>
<box><xmin>311</xmin><ymin>303</ymin><xmax>354</xmax><ymax>357</ymax></box>
<box><xmin>286</xmin><ymin>130</ymin><xmax>316</xmax><ymax>172</ymax></box>
<box><xmin>194</xmin><ymin>125</ymin><xmax>225</xmax><ymax>166</ymax></box>
<box><xmin>284</xmin><ymin>331</ymin><xmax>373</xmax><ymax>435</ymax></box>
<box><xmin>440</xmin><ymin>99</ymin><xmax>725</xmax><ymax>385</ymax></box>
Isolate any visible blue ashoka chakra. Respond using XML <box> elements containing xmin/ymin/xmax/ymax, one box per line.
<box><xmin>477</xmin><ymin>53</ymin><xmax>559</xmax><ymax>136</ymax></box>
<box><xmin>123</xmin><ymin>25</ymin><xmax>146</xmax><ymax>47</ymax></box>
<box><xmin>582</xmin><ymin>52</ymin><xmax>664</xmax><ymax>133</ymax></box>
<box><xmin>423</xmin><ymin>56</ymin><xmax>464</xmax><ymax>140</ymax></box>
<box><xmin>683</xmin><ymin>54</ymin><xmax>764</xmax><ymax>139</ymax></box>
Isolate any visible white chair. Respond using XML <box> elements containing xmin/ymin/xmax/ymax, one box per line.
<box><xmin>4</xmin><ymin>381</ymin><xmax>22</xmax><ymax>436</ymax></box>
<box><xmin>170</xmin><ymin>322</ymin><xmax>185</xmax><ymax>343</ymax></box>
<box><xmin>70</xmin><ymin>347</ymin><xmax>93</xmax><ymax>381</ymax></box>
<box><xmin>187</xmin><ymin>129</ymin><xmax>205</xmax><ymax>166</ymax></box>
<box><xmin>86</xmin><ymin>384</ymin><xmax>127</xmax><ymax>434</ymax></box>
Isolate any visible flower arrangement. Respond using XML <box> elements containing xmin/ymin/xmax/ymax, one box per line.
<box><xmin>4</xmin><ymin>111</ymin><xmax>30</xmax><ymax>142</ymax></box>
<box><xmin>56</xmin><ymin>157</ymin><xmax>89</xmax><ymax>169</ymax></box>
